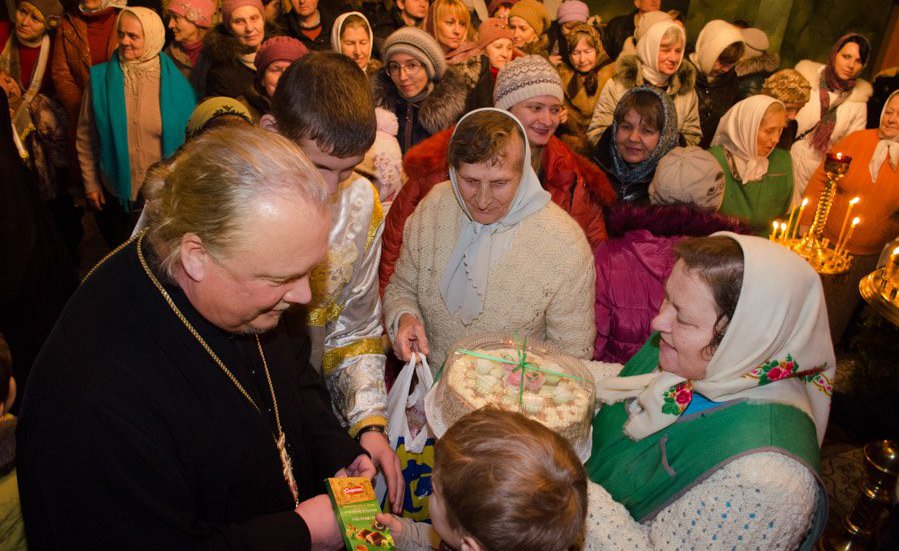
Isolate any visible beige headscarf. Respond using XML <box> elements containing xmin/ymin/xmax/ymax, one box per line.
<box><xmin>635</xmin><ymin>21</ymin><xmax>685</xmax><ymax>88</ymax></box>
<box><xmin>870</xmin><ymin>90</ymin><xmax>899</xmax><ymax>183</ymax></box>
<box><xmin>598</xmin><ymin>233</ymin><xmax>835</xmax><ymax>444</ymax></box>
<box><xmin>116</xmin><ymin>7</ymin><xmax>166</xmax><ymax>92</ymax></box>
<box><xmin>688</xmin><ymin>19</ymin><xmax>743</xmax><ymax>76</ymax></box>
<box><xmin>711</xmin><ymin>95</ymin><xmax>783</xmax><ymax>183</ymax></box>
<box><xmin>330</xmin><ymin>11</ymin><xmax>373</xmax><ymax>67</ymax></box>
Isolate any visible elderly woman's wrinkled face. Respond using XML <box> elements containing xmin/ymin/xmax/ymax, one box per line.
<box><xmin>656</xmin><ymin>37</ymin><xmax>683</xmax><ymax>76</ymax></box>
<box><xmin>757</xmin><ymin>106</ymin><xmax>786</xmax><ymax>158</ymax></box>
<box><xmin>340</xmin><ymin>24</ymin><xmax>371</xmax><ymax>69</ymax></box>
<box><xmin>615</xmin><ymin>108</ymin><xmax>661</xmax><ymax>164</ymax></box>
<box><xmin>455</xmin><ymin>132</ymin><xmax>524</xmax><ymax>225</ymax></box>
<box><xmin>262</xmin><ymin>60</ymin><xmax>291</xmax><ymax>98</ymax></box>
<box><xmin>230</xmin><ymin>6</ymin><xmax>265</xmax><ymax>49</ymax></box>
<box><xmin>508</xmin><ymin>16</ymin><xmax>537</xmax><ymax>47</ymax></box>
<box><xmin>118</xmin><ymin>13</ymin><xmax>146</xmax><ymax>62</ymax></box>
<box><xmin>880</xmin><ymin>95</ymin><xmax>899</xmax><ymax>140</ymax></box>
<box><xmin>15</xmin><ymin>2</ymin><xmax>48</xmax><ymax>43</ymax></box>
<box><xmin>484</xmin><ymin>38</ymin><xmax>513</xmax><ymax>70</ymax></box>
<box><xmin>833</xmin><ymin>41</ymin><xmax>863</xmax><ymax>82</ymax></box>
<box><xmin>570</xmin><ymin>37</ymin><xmax>597</xmax><ymax>73</ymax></box>
<box><xmin>388</xmin><ymin>52</ymin><xmax>428</xmax><ymax>100</ymax></box>
<box><xmin>167</xmin><ymin>11</ymin><xmax>203</xmax><ymax>44</ymax></box>
<box><xmin>651</xmin><ymin>260</ymin><xmax>720</xmax><ymax>380</ymax></box>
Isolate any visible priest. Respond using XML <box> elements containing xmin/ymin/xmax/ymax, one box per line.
<box><xmin>16</xmin><ymin>125</ymin><xmax>373</xmax><ymax>549</ymax></box>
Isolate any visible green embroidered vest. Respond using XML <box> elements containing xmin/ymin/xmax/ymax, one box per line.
<box><xmin>710</xmin><ymin>146</ymin><xmax>793</xmax><ymax>236</ymax></box>
<box><xmin>586</xmin><ymin>334</ymin><xmax>822</xmax><ymax>523</ymax></box>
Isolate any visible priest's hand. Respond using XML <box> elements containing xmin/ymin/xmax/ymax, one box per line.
<box><xmin>360</xmin><ymin>431</ymin><xmax>405</xmax><ymax>514</ymax></box>
<box><xmin>334</xmin><ymin>453</ymin><xmax>376</xmax><ymax>480</ymax></box>
<box><xmin>394</xmin><ymin>314</ymin><xmax>429</xmax><ymax>362</ymax></box>
<box><xmin>295</xmin><ymin>494</ymin><xmax>341</xmax><ymax>550</ymax></box>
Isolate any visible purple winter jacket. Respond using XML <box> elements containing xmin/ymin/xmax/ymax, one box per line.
<box><xmin>593</xmin><ymin>204</ymin><xmax>750</xmax><ymax>363</ymax></box>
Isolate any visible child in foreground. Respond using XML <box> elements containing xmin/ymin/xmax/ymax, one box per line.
<box><xmin>377</xmin><ymin>407</ymin><xmax>587</xmax><ymax>551</ymax></box>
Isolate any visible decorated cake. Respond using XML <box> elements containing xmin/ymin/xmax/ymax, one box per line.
<box><xmin>426</xmin><ymin>333</ymin><xmax>595</xmax><ymax>459</ymax></box>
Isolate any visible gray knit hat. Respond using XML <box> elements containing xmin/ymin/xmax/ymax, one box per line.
<box><xmin>493</xmin><ymin>55</ymin><xmax>563</xmax><ymax>110</ymax></box>
<box><xmin>649</xmin><ymin>146</ymin><xmax>725</xmax><ymax>210</ymax></box>
<box><xmin>382</xmin><ymin>27</ymin><xmax>447</xmax><ymax>81</ymax></box>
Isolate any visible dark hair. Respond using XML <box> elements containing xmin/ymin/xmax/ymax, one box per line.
<box><xmin>717</xmin><ymin>41</ymin><xmax>745</xmax><ymax>68</ymax></box>
<box><xmin>271</xmin><ymin>52</ymin><xmax>376</xmax><ymax>157</ymax></box>
<box><xmin>0</xmin><ymin>333</ymin><xmax>10</xmax><ymax>405</ymax></box>
<box><xmin>673</xmin><ymin>236</ymin><xmax>744</xmax><ymax>355</ymax></box>
<box><xmin>838</xmin><ymin>35</ymin><xmax>871</xmax><ymax>66</ymax></box>
<box><xmin>613</xmin><ymin>89</ymin><xmax>664</xmax><ymax>133</ymax></box>
<box><xmin>448</xmin><ymin>110</ymin><xmax>525</xmax><ymax>170</ymax></box>
<box><xmin>435</xmin><ymin>408</ymin><xmax>587</xmax><ymax>551</ymax></box>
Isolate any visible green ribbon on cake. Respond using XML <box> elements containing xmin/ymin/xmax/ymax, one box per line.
<box><xmin>455</xmin><ymin>334</ymin><xmax>584</xmax><ymax>411</ymax></box>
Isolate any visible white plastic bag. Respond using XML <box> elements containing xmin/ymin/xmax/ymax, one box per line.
<box><xmin>374</xmin><ymin>353</ymin><xmax>434</xmax><ymax>503</ymax></box>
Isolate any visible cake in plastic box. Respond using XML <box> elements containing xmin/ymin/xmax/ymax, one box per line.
<box><xmin>425</xmin><ymin>333</ymin><xmax>595</xmax><ymax>459</ymax></box>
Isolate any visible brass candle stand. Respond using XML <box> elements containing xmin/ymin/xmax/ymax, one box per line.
<box><xmin>859</xmin><ymin>249</ymin><xmax>899</xmax><ymax>328</ymax></box>
<box><xmin>788</xmin><ymin>152</ymin><xmax>855</xmax><ymax>275</ymax></box>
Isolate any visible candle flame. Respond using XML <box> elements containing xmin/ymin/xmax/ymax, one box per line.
<box><xmin>893</xmin><ymin>246</ymin><xmax>899</xmax><ymax>256</ymax></box>
<box><xmin>772</xmin><ymin>221</ymin><xmax>779</xmax><ymax>229</ymax></box>
<box><xmin>850</xmin><ymin>197</ymin><xmax>860</xmax><ymax>205</ymax></box>
<box><xmin>851</xmin><ymin>217</ymin><xmax>860</xmax><ymax>225</ymax></box>
<box><xmin>801</xmin><ymin>198</ymin><xmax>808</xmax><ymax>206</ymax></box>
<box><xmin>780</xmin><ymin>222</ymin><xmax>788</xmax><ymax>231</ymax></box>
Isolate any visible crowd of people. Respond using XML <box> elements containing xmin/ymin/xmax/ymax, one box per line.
<box><xmin>2</xmin><ymin>0</ymin><xmax>899</xmax><ymax>549</ymax></box>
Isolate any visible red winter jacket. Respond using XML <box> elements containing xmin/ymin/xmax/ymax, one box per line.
<box><xmin>379</xmin><ymin>128</ymin><xmax>617</xmax><ymax>295</ymax></box>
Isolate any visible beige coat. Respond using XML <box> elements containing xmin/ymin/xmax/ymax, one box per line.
<box><xmin>384</xmin><ymin>181</ymin><xmax>596</xmax><ymax>370</ymax></box>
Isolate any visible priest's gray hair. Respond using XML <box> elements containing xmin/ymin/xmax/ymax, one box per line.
<box><xmin>142</xmin><ymin>125</ymin><xmax>329</xmax><ymax>278</ymax></box>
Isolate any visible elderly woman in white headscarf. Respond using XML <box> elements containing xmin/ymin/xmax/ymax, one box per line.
<box><xmin>331</xmin><ymin>11</ymin><xmax>381</xmax><ymax>76</ymax></box>
<box><xmin>587</xmin><ymin>20</ymin><xmax>701</xmax><ymax>149</ymax></box>
<box><xmin>77</xmin><ymin>6</ymin><xmax>196</xmax><ymax>247</ymax></box>
<box><xmin>585</xmin><ymin>233</ymin><xmax>834</xmax><ymax>550</ymax></box>
<box><xmin>707</xmin><ymin>94</ymin><xmax>792</xmax><ymax>235</ymax></box>
<box><xmin>384</xmin><ymin>108</ymin><xmax>595</xmax><ymax>370</ymax></box>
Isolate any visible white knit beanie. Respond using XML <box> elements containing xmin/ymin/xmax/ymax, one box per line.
<box><xmin>493</xmin><ymin>55</ymin><xmax>564</xmax><ymax>110</ymax></box>
<box><xmin>649</xmin><ymin>146</ymin><xmax>725</xmax><ymax>210</ymax></box>
<box><xmin>382</xmin><ymin>27</ymin><xmax>447</xmax><ymax>81</ymax></box>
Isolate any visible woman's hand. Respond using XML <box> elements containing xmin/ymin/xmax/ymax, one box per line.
<box><xmin>359</xmin><ymin>430</ymin><xmax>405</xmax><ymax>514</ymax></box>
<box><xmin>394</xmin><ymin>314</ymin><xmax>429</xmax><ymax>362</ymax></box>
<box><xmin>85</xmin><ymin>190</ymin><xmax>105</xmax><ymax>211</ymax></box>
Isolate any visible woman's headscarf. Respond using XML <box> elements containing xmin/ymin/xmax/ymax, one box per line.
<box><xmin>597</xmin><ymin>233</ymin><xmax>835</xmax><ymax>444</ymax></box>
<box><xmin>870</xmin><ymin>90</ymin><xmax>899</xmax><ymax>182</ymax></box>
<box><xmin>809</xmin><ymin>33</ymin><xmax>871</xmax><ymax>155</ymax></box>
<box><xmin>607</xmin><ymin>86</ymin><xmax>679</xmax><ymax>194</ymax></box>
<box><xmin>711</xmin><ymin>95</ymin><xmax>783</xmax><ymax>183</ymax></box>
<box><xmin>440</xmin><ymin>108</ymin><xmax>551</xmax><ymax>324</ymax></box>
<box><xmin>687</xmin><ymin>19</ymin><xmax>743</xmax><ymax>77</ymax></box>
<box><xmin>117</xmin><ymin>7</ymin><xmax>166</xmax><ymax>65</ymax></box>
<box><xmin>635</xmin><ymin>21</ymin><xmax>684</xmax><ymax>88</ymax></box>
<box><xmin>330</xmin><ymin>11</ymin><xmax>373</xmax><ymax>67</ymax></box>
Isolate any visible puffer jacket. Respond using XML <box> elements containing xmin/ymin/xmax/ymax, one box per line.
<box><xmin>593</xmin><ymin>203</ymin><xmax>749</xmax><ymax>363</ymax></box>
<box><xmin>378</xmin><ymin>127</ymin><xmax>617</xmax><ymax>295</ymax></box>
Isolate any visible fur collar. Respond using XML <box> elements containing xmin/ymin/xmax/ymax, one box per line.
<box><xmin>604</xmin><ymin>202</ymin><xmax>751</xmax><ymax>238</ymax></box>
<box><xmin>371</xmin><ymin>66</ymin><xmax>470</xmax><ymax>135</ymax></box>
<box><xmin>795</xmin><ymin>59</ymin><xmax>873</xmax><ymax>103</ymax></box>
<box><xmin>614</xmin><ymin>54</ymin><xmax>696</xmax><ymax>96</ymax></box>
<box><xmin>736</xmin><ymin>52</ymin><xmax>780</xmax><ymax>78</ymax></box>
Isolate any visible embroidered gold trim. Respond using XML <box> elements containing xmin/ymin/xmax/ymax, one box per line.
<box><xmin>321</xmin><ymin>338</ymin><xmax>385</xmax><ymax>376</ymax></box>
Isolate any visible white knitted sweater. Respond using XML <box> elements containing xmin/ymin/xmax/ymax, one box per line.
<box><xmin>383</xmin><ymin>181</ymin><xmax>596</xmax><ymax>370</ymax></box>
<box><xmin>582</xmin><ymin>361</ymin><xmax>819</xmax><ymax>550</ymax></box>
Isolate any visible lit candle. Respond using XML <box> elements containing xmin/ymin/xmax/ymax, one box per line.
<box><xmin>779</xmin><ymin>222</ymin><xmax>788</xmax><ymax>244</ymax></box>
<box><xmin>835</xmin><ymin>197</ymin><xmax>860</xmax><ymax>251</ymax></box>
<box><xmin>837</xmin><ymin>217</ymin><xmax>861</xmax><ymax>254</ymax></box>
<box><xmin>791</xmin><ymin>198</ymin><xmax>809</xmax><ymax>240</ymax></box>
<box><xmin>770</xmin><ymin>220</ymin><xmax>779</xmax><ymax>241</ymax></box>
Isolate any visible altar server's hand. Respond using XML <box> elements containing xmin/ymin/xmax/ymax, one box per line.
<box><xmin>360</xmin><ymin>430</ymin><xmax>405</xmax><ymax>514</ymax></box>
<box><xmin>334</xmin><ymin>453</ymin><xmax>377</xmax><ymax>480</ymax></box>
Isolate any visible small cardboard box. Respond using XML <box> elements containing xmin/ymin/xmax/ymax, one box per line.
<box><xmin>326</xmin><ymin>477</ymin><xmax>396</xmax><ymax>551</ymax></box>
